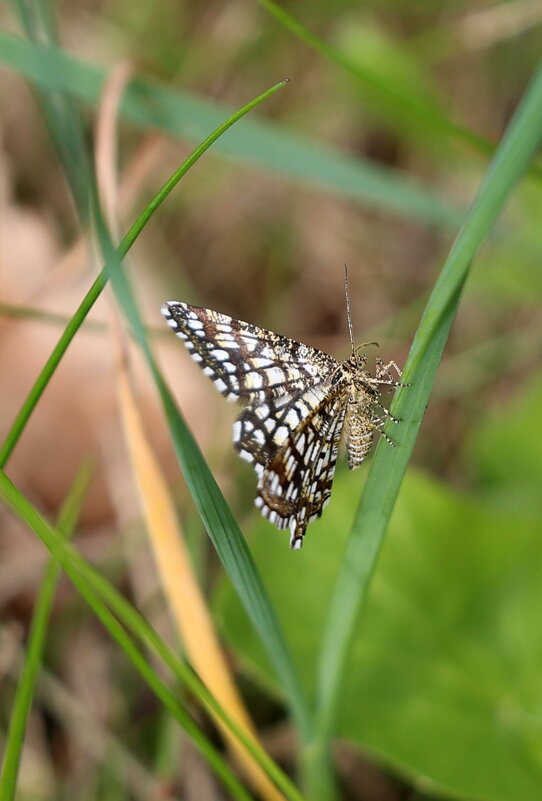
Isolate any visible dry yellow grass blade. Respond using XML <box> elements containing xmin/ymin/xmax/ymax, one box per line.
<box><xmin>95</xmin><ymin>65</ymin><xmax>287</xmax><ymax>800</ymax></box>
<box><xmin>117</xmin><ymin>365</ymin><xmax>286</xmax><ymax>801</ymax></box>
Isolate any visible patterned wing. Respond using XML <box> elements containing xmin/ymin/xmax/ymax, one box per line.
<box><xmin>255</xmin><ymin>383</ymin><xmax>349</xmax><ymax>549</ymax></box>
<box><xmin>161</xmin><ymin>301</ymin><xmax>337</xmax><ymax>403</ymax></box>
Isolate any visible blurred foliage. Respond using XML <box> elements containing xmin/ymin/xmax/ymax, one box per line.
<box><xmin>1</xmin><ymin>0</ymin><xmax>542</xmax><ymax>799</ymax></box>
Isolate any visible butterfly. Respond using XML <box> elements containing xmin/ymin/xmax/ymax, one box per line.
<box><xmin>161</xmin><ymin>280</ymin><xmax>405</xmax><ymax>549</ymax></box>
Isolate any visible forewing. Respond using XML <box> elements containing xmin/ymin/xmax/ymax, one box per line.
<box><xmin>161</xmin><ymin>302</ymin><xmax>337</xmax><ymax>403</ymax></box>
<box><xmin>255</xmin><ymin>384</ymin><xmax>348</xmax><ymax>549</ymax></box>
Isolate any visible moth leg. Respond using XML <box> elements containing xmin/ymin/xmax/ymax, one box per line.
<box><xmin>375</xmin><ymin>357</ymin><xmax>409</xmax><ymax>387</ymax></box>
<box><xmin>373</xmin><ymin>398</ymin><xmax>401</xmax><ymax>424</ymax></box>
<box><xmin>378</xmin><ymin>428</ymin><xmax>397</xmax><ymax>448</ymax></box>
<box><xmin>379</xmin><ymin>429</ymin><xmax>397</xmax><ymax>447</ymax></box>
<box><xmin>371</xmin><ymin>414</ymin><xmax>397</xmax><ymax>447</ymax></box>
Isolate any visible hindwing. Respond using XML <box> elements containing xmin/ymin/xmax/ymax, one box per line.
<box><xmin>255</xmin><ymin>384</ymin><xmax>348</xmax><ymax>548</ymax></box>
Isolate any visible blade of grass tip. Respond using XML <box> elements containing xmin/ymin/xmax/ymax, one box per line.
<box><xmin>0</xmin><ymin>461</ymin><xmax>93</xmax><ymax>801</ymax></box>
<box><xmin>0</xmin><ymin>77</ymin><xmax>289</xmax><ymax>470</ymax></box>
<box><xmin>117</xmin><ymin>366</ymin><xmax>293</xmax><ymax>801</ymax></box>
<box><xmin>0</xmin><ymin>467</ymin><xmax>307</xmax><ymax>801</ymax></box>
<box><xmin>0</xmin><ymin>470</ymin><xmax>256</xmax><ymax>801</ymax></box>
<box><xmin>95</xmin><ymin>204</ymin><xmax>312</xmax><ymax>744</ymax></box>
<box><xmin>303</xmin><ymin>59</ymin><xmax>542</xmax><ymax>801</ymax></box>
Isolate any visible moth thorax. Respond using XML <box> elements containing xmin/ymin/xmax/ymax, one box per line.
<box><xmin>346</xmin><ymin>399</ymin><xmax>374</xmax><ymax>469</ymax></box>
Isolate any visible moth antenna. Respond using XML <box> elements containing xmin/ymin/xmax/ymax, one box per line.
<box><xmin>355</xmin><ymin>342</ymin><xmax>379</xmax><ymax>352</ymax></box>
<box><xmin>344</xmin><ymin>264</ymin><xmax>356</xmax><ymax>357</ymax></box>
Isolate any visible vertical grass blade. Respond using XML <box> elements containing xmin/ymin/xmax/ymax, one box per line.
<box><xmin>306</xmin><ymin>59</ymin><xmax>542</xmax><ymax>801</ymax></box>
<box><xmin>11</xmin><ymin>0</ymin><xmax>96</xmax><ymax>221</ymax></box>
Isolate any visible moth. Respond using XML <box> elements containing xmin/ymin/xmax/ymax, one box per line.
<box><xmin>161</xmin><ymin>272</ymin><xmax>405</xmax><ymax>548</ymax></box>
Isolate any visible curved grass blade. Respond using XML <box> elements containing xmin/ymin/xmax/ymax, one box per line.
<box><xmin>95</xmin><ymin>211</ymin><xmax>312</xmax><ymax>742</ymax></box>
<box><xmin>0</xmin><ymin>78</ymin><xmax>289</xmax><ymax>469</ymax></box>
<box><xmin>304</xmin><ymin>58</ymin><xmax>542</xmax><ymax>801</ymax></box>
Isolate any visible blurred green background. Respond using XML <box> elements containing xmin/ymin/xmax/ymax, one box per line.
<box><xmin>1</xmin><ymin>1</ymin><xmax>542</xmax><ymax>799</ymax></box>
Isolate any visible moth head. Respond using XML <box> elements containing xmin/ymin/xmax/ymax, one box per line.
<box><xmin>353</xmin><ymin>342</ymin><xmax>379</xmax><ymax>367</ymax></box>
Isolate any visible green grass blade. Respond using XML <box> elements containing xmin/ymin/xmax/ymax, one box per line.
<box><xmin>0</xmin><ymin>272</ymin><xmax>105</xmax><ymax>468</ymax></box>
<box><xmin>0</xmin><ymin>31</ymin><xmax>461</xmax><ymax>227</ymax></box>
<box><xmin>0</xmin><ymin>462</ymin><xmax>93</xmax><ymax>801</ymax></box>
<box><xmin>0</xmin><ymin>470</ymin><xmax>306</xmax><ymax>801</ymax></box>
<box><xmin>0</xmin><ymin>78</ymin><xmax>288</xmax><ymax>470</ymax></box>
<box><xmin>94</xmin><ymin>212</ymin><xmax>312</xmax><ymax>742</ymax></box>
<box><xmin>305</xmin><ymin>59</ymin><xmax>542</xmax><ymax>801</ymax></box>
